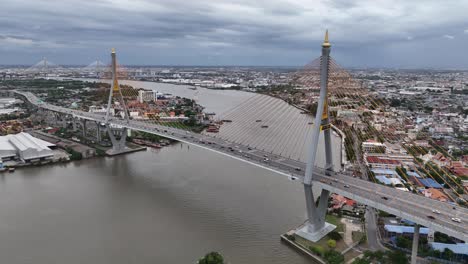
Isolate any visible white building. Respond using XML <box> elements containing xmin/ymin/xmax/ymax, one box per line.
<box><xmin>0</xmin><ymin>132</ymin><xmax>55</xmax><ymax>163</ymax></box>
<box><xmin>0</xmin><ymin>98</ymin><xmax>17</xmax><ymax>108</ymax></box>
<box><xmin>362</xmin><ymin>140</ymin><xmax>386</xmax><ymax>153</ymax></box>
<box><xmin>138</xmin><ymin>90</ymin><xmax>157</xmax><ymax>103</ymax></box>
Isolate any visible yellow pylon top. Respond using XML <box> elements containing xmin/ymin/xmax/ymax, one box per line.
<box><xmin>322</xmin><ymin>30</ymin><xmax>331</xmax><ymax>47</ymax></box>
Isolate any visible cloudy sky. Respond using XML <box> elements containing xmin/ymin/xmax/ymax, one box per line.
<box><xmin>1</xmin><ymin>0</ymin><xmax>468</xmax><ymax>68</ymax></box>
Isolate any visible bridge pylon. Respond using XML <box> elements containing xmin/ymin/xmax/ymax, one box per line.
<box><xmin>295</xmin><ymin>30</ymin><xmax>336</xmax><ymax>242</ymax></box>
<box><xmin>105</xmin><ymin>48</ymin><xmax>130</xmax><ymax>155</ymax></box>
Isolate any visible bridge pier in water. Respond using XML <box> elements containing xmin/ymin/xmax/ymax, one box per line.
<box><xmin>296</xmin><ymin>31</ymin><xmax>336</xmax><ymax>242</ymax></box>
<box><xmin>106</xmin><ymin>125</ymin><xmax>129</xmax><ymax>155</ymax></box>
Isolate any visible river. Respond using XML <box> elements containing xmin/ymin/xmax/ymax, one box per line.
<box><xmin>1</xmin><ymin>79</ymin><xmax>341</xmax><ymax>263</ymax></box>
<box><xmin>0</xmin><ymin>144</ymin><xmax>314</xmax><ymax>264</ymax></box>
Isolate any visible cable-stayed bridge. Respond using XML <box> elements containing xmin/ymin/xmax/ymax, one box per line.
<box><xmin>12</xmin><ymin>32</ymin><xmax>467</xmax><ymax>263</ymax></box>
<box><xmin>15</xmin><ymin>90</ymin><xmax>468</xmax><ymax>241</ymax></box>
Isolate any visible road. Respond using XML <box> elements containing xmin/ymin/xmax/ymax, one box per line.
<box><xmin>16</xmin><ymin>91</ymin><xmax>468</xmax><ymax>242</ymax></box>
<box><xmin>365</xmin><ymin>208</ymin><xmax>386</xmax><ymax>250</ymax></box>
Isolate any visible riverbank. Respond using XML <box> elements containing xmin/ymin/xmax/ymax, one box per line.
<box><xmin>281</xmin><ymin>214</ymin><xmax>366</xmax><ymax>264</ymax></box>
<box><xmin>1</xmin><ymin>129</ymin><xmax>151</xmax><ymax>172</ymax></box>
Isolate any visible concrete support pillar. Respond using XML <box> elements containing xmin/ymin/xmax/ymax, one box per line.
<box><xmin>60</xmin><ymin>114</ymin><xmax>67</xmax><ymax>128</ymax></box>
<box><xmin>107</xmin><ymin>125</ymin><xmax>127</xmax><ymax>154</ymax></box>
<box><xmin>82</xmin><ymin>119</ymin><xmax>87</xmax><ymax>138</ymax></box>
<box><xmin>304</xmin><ymin>184</ymin><xmax>318</xmax><ymax>229</ymax></box>
<box><xmin>297</xmin><ymin>185</ymin><xmax>335</xmax><ymax>242</ymax></box>
<box><xmin>96</xmin><ymin>121</ymin><xmax>102</xmax><ymax>142</ymax></box>
<box><xmin>411</xmin><ymin>224</ymin><xmax>420</xmax><ymax>264</ymax></box>
<box><xmin>72</xmin><ymin>118</ymin><xmax>78</xmax><ymax>131</ymax></box>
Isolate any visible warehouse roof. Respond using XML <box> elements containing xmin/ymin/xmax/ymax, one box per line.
<box><xmin>0</xmin><ymin>136</ymin><xmax>16</xmax><ymax>151</ymax></box>
<box><xmin>7</xmin><ymin>132</ymin><xmax>54</xmax><ymax>152</ymax></box>
<box><xmin>0</xmin><ymin>132</ymin><xmax>55</xmax><ymax>161</ymax></box>
<box><xmin>430</xmin><ymin>243</ymin><xmax>468</xmax><ymax>255</ymax></box>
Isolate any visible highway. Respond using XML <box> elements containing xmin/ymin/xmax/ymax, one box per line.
<box><xmin>16</xmin><ymin>91</ymin><xmax>468</xmax><ymax>242</ymax></box>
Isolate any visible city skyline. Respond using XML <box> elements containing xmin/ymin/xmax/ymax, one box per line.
<box><xmin>1</xmin><ymin>0</ymin><xmax>468</xmax><ymax>68</ymax></box>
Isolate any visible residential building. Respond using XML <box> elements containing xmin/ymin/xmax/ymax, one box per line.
<box><xmin>362</xmin><ymin>139</ymin><xmax>386</xmax><ymax>153</ymax></box>
<box><xmin>422</xmin><ymin>188</ymin><xmax>448</xmax><ymax>202</ymax></box>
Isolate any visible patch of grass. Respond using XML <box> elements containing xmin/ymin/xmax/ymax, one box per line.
<box><xmin>352</xmin><ymin>231</ymin><xmax>365</xmax><ymax>243</ymax></box>
<box><xmin>326</xmin><ymin>214</ymin><xmax>345</xmax><ymax>233</ymax></box>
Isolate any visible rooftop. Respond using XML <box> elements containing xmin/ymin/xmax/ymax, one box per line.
<box><xmin>430</xmin><ymin>243</ymin><xmax>468</xmax><ymax>255</ymax></box>
<box><xmin>384</xmin><ymin>225</ymin><xmax>429</xmax><ymax>235</ymax></box>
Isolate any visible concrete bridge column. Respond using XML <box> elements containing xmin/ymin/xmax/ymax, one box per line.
<box><xmin>106</xmin><ymin>125</ymin><xmax>128</xmax><ymax>155</ymax></box>
<box><xmin>411</xmin><ymin>224</ymin><xmax>420</xmax><ymax>264</ymax></box>
<box><xmin>72</xmin><ymin>118</ymin><xmax>78</xmax><ymax>132</ymax></box>
<box><xmin>296</xmin><ymin>185</ymin><xmax>335</xmax><ymax>242</ymax></box>
<box><xmin>95</xmin><ymin>121</ymin><xmax>102</xmax><ymax>142</ymax></box>
<box><xmin>53</xmin><ymin>112</ymin><xmax>66</xmax><ymax>128</ymax></box>
<box><xmin>82</xmin><ymin>119</ymin><xmax>87</xmax><ymax>138</ymax></box>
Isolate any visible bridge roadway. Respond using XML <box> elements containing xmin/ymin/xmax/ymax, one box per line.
<box><xmin>17</xmin><ymin>91</ymin><xmax>468</xmax><ymax>242</ymax></box>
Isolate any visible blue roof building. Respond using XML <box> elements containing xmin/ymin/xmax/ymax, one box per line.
<box><xmin>407</xmin><ymin>171</ymin><xmax>421</xmax><ymax>178</ymax></box>
<box><xmin>419</xmin><ymin>178</ymin><xmax>443</xmax><ymax>189</ymax></box>
<box><xmin>429</xmin><ymin>243</ymin><xmax>468</xmax><ymax>255</ymax></box>
<box><xmin>376</xmin><ymin>176</ymin><xmax>393</xmax><ymax>185</ymax></box>
<box><xmin>384</xmin><ymin>225</ymin><xmax>429</xmax><ymax>235</ymax></box>
<box><xmin>372</xmin><ymin>168</ymin><xmax>397</xmax><ymax>176</ymax></box>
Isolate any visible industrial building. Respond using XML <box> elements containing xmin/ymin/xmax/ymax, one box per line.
<box><xmin>0</xmin><ymin>132</ymin><xmax>55</xmax><ymax>163</ymax></box>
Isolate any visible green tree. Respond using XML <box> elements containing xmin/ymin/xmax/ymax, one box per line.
<box><xmin>390</xmin><ymin>99</ymin><xmax>401</xmax><ymax>107</ymax></box>
<box><xmin>386</xmin><ymin>250</ymin><xmax>409</xmax><ymax>264</ymax></box>
<box><xmin>327</xmin><ymin>239</ymin><xmax>337</xmax><ymax>249</ymax></box>
<box><xmin>442</xmin><ymin>248</ymin><xmax>454</xmax><ymax>260</ymax></box>
<box><xmin>66</xmin><ymin>148</ymin><xmax>83</xmax><ymax>160</ymax></box>
<box><xmin>327</xmin><ymin>231</ymin><xmax>342</xmax><ymax>241</ymax></box>
<box><xmin>324</xmin><ymin>250</ymin><xmax>344</xmax><ymax>264</ymax></box>
<box><xmin>352</xmin><ymin>257</ymin><xmax>371</xmax><ymax>264</ymax></box>
<box><xmin>198</xmin><ymin>252</ymin><xmax>224</xmax><ymax>264</ymax></box>
<box><xmin>310</xmin><ymin>245</ymin><xmax>325</xmax><ymax>257</ymax></box>
<box><xmin>396</xmin><ymin>236</ymin><xmax>411</xmax><ymax>249</ymax></box>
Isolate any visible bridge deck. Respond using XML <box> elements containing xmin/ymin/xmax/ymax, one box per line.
<box><xmin>17</xmin><ymin>91</ymin><xmax>468</xmax><ymax>242</ymax></box>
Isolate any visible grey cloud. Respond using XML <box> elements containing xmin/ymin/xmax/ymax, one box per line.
<box><xmin>0</xmin><ymin>0</ymin><xmax>467</xmax><ymax>68</ymax></box>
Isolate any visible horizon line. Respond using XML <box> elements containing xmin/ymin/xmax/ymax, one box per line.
<box><xmin>1</xmin><ymin>64</ymin><xmax>468</xmax><ymax>71</ymax></box>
